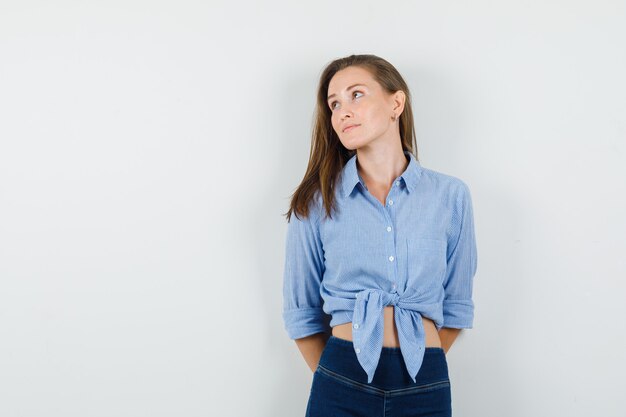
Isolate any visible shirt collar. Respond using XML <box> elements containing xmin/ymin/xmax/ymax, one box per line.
<box><xmin>340</xmin><ymin>150</ymin><xmax>423</xmax><ymax>198</ymax></box>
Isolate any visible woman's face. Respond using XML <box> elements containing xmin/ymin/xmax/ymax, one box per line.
<box><xmin>327</xmin><ymin>66</ymin><xmax>400</xmax><ymax>151</ymax></box>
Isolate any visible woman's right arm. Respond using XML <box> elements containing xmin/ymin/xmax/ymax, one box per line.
<box><xmin>282</xmin><ymin>202</ymin><xmax>332</xmax><ymax>370</ymax></box>
<box><xmin>295</xmin><ymin>332</ymin><xmax>331</xmax><ymax>372</ymax></box>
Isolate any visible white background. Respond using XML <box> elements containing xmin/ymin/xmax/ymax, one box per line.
<box><xmin>1</xmin><ymin>1</ymin><xmax>624</xmax><ymax>416</ymax></box>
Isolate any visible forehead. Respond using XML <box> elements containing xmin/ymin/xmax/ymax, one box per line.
<box><xmin>328</xmin><ymin>66</ymin><xmax>377</xmax><ymax>96</ymax></box>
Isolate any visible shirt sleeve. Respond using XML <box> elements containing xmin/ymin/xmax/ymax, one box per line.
<box><xmin>281</xmin><ymin>200</ymin><xmax>331</xmax><ymax>339</ymax></box>
<box><xmin>442</xmin><ymin>181</ymin><xmax>478</xmax><ymax>329</ymax></box>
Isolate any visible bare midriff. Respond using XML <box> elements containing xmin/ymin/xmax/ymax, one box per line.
<box><xmin>331</xmin><ymin>306</ymin><xmax>442</xmax><ymax>348</ymax></box>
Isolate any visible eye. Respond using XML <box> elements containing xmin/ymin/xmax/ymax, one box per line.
<box><xmin>329</xmin><ymin>91</ymin><xmax>364</xmax><ymax>111</ymax></box>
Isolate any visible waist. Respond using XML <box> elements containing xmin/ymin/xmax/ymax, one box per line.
<box><xmin>319</xmin><ymin>336</ymin><xmax>448</xmax><ymax>389</ymax></box>
<box><xmin>331</xmin><ymin>306</ymin><xmax>442</xmax><ymax>348</ymax></box>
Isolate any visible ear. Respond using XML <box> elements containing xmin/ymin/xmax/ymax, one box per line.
<box><xmin>391</xmin><ymin>90</ymin><xmax>406</xmax><ymax>116</ymax></box>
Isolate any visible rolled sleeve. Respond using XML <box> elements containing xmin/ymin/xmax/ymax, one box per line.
<box><xmin>282</xmin><ymin>201</ymin><xmax>331</xmax><ymax>339</ymax></box>
<box><xmin>442</xmin><ymin>181</ymin><xmax>478</xmax><ymax>329</ymax></box>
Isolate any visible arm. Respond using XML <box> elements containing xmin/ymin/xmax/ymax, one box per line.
<box><xmin>441</xmin><ymin>182</ymin><xmax>478</xmax><ymax>346</ymax></box>
<box><xmin>438</xmin><ymin>328</ymin><xmax>461</xmax><ymax>354</ymax></box>
<box><xmin>281</xmin><ymin>200</ymin><xmax>332</xmax><ymax>369</ymax></box>
<box><xmin>294</xmin><ymin>331</ymin><xmax>331</xmax><ymax>372</ymax></box>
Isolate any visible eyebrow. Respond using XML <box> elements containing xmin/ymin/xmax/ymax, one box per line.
<box><xmin>327</xmin><ymin>83</ymin><xmax>367</xmax><ymax>101</ymax></box>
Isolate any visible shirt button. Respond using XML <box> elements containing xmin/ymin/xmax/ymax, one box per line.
<box><xmin>388</xmin><ymin>255</ymin><xmax>394</xmax><ymax>262</ymax></box>
<box><xmin>392</xmin><ymin>283</ymin><xmax>396</xmax><ymax>289</ymax></box>
<box><xmin>355</xmin><ymin>348</ymin><xmax>361</xmax><ymax>354</ymax></box>
<box><xmin>353</xmin><ymin>323</ymin><xmax>359</xmax><ymax>329</ymax></box>
<box><xmin>388</xmin><ymin>199</ymin><xmax>394</xmax><ymax>205</ymax></box>
<box><xmin>387</xmin><ymin>226</ymin><xmax>392</xmax><ymax>232</ymax></box>
<box><xmin>395</xmin><ymin>181</ymin><xmax>400</xmax><ymax>186</ymax></box>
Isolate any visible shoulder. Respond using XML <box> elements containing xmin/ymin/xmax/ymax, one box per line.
<box><xmin>295</xmin><ymin>189</ymin><xmax>324</xmax><ymax>226</ymax></box>
<box><xmin>419</xmin><ymin>166</ymin><xmax>471</xmax><ymax>201</ymax></box>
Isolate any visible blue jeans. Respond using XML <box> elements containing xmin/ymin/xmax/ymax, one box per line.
<box><xmin>305</xmin><ymin>335</ymin><xmax>452</xmax><ymax>417</ymax></box>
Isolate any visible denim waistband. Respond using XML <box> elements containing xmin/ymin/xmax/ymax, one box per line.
<box><xmin>318</xmin><ymin>335</ymin><xmax>449</xmax><ymax>390</ymax></box>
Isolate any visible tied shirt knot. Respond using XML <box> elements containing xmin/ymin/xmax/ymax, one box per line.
<box><xmin>352</xmin><ymin>288</ymin><xmax>439</xmax><ymax>384</ymax></box>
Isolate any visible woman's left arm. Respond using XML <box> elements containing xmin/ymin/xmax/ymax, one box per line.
<box><xmin>440</xmin><ymin>181</ymin><xmax>477</xmax><ymax>354</ymax></box>
<box><xmin>438</xmin><ymin>327</ymin><xmax>462</xmax><ymax>354</ymax></box>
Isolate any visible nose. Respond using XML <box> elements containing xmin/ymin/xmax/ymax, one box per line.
<box><xmin>339</xmin><ymin>105</ymin><xmax>353</xmax><ymax>121</ymax></box>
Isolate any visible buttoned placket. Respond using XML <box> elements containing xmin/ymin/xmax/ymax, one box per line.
<box><xmin>352</xmin><ymin>177</ymin><xmax>404</xmax><ymax>355</ymax></box>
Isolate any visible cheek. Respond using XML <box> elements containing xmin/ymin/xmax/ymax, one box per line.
<box><xmin>331</xmin><ymin>114</ymin><xmax>339</xmax><ymax>129</ymax></box>
<box><xmin>363</xmin><ymin>106</ymin><xmax>387</xmax><ymax>127</ymax></box>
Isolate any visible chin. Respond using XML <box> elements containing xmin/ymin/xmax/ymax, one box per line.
<box><xmin>339</xmin><ymin>140</ymin><xmax>361</xmax><ymax>151</ymax></box>
<box><xmin>345</xmin><ymin>136</ymin><xmax>375</xmax><ymax>151</ymax></box>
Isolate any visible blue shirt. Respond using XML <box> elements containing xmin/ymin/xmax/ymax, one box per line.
<box><xmin>282</xmin><ymin>150</ymin><xmax>477</xmax><ymax>384</ymax></box>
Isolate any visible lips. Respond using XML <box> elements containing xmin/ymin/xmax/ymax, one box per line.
<box><xmin>343</xmin><ymin>124</ymin><xmax>360</xmax><ymax>133</ymax></box>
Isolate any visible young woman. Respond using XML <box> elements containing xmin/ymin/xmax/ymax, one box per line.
<box><xmin>282</xmin><ymin>54</ymin><xmax>478</xmax><ymax>417</ymax></box>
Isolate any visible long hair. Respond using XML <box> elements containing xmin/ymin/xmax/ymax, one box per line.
<box><xmin>284</xmin><ymin>54</ymin><xmax>418</xmax><ymax>223</ymax></box>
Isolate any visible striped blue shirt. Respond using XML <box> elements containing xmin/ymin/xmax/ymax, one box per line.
<box><xmin>282</xmin><ymin>150</ymin><xmax>477</xmax><ymax>384</ymax></box>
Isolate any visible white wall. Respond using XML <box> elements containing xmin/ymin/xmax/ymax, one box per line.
<box><xmin>1</xmin><ymin>1</ymin><xmax>624</xmax><ymax>416</ymax></box>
